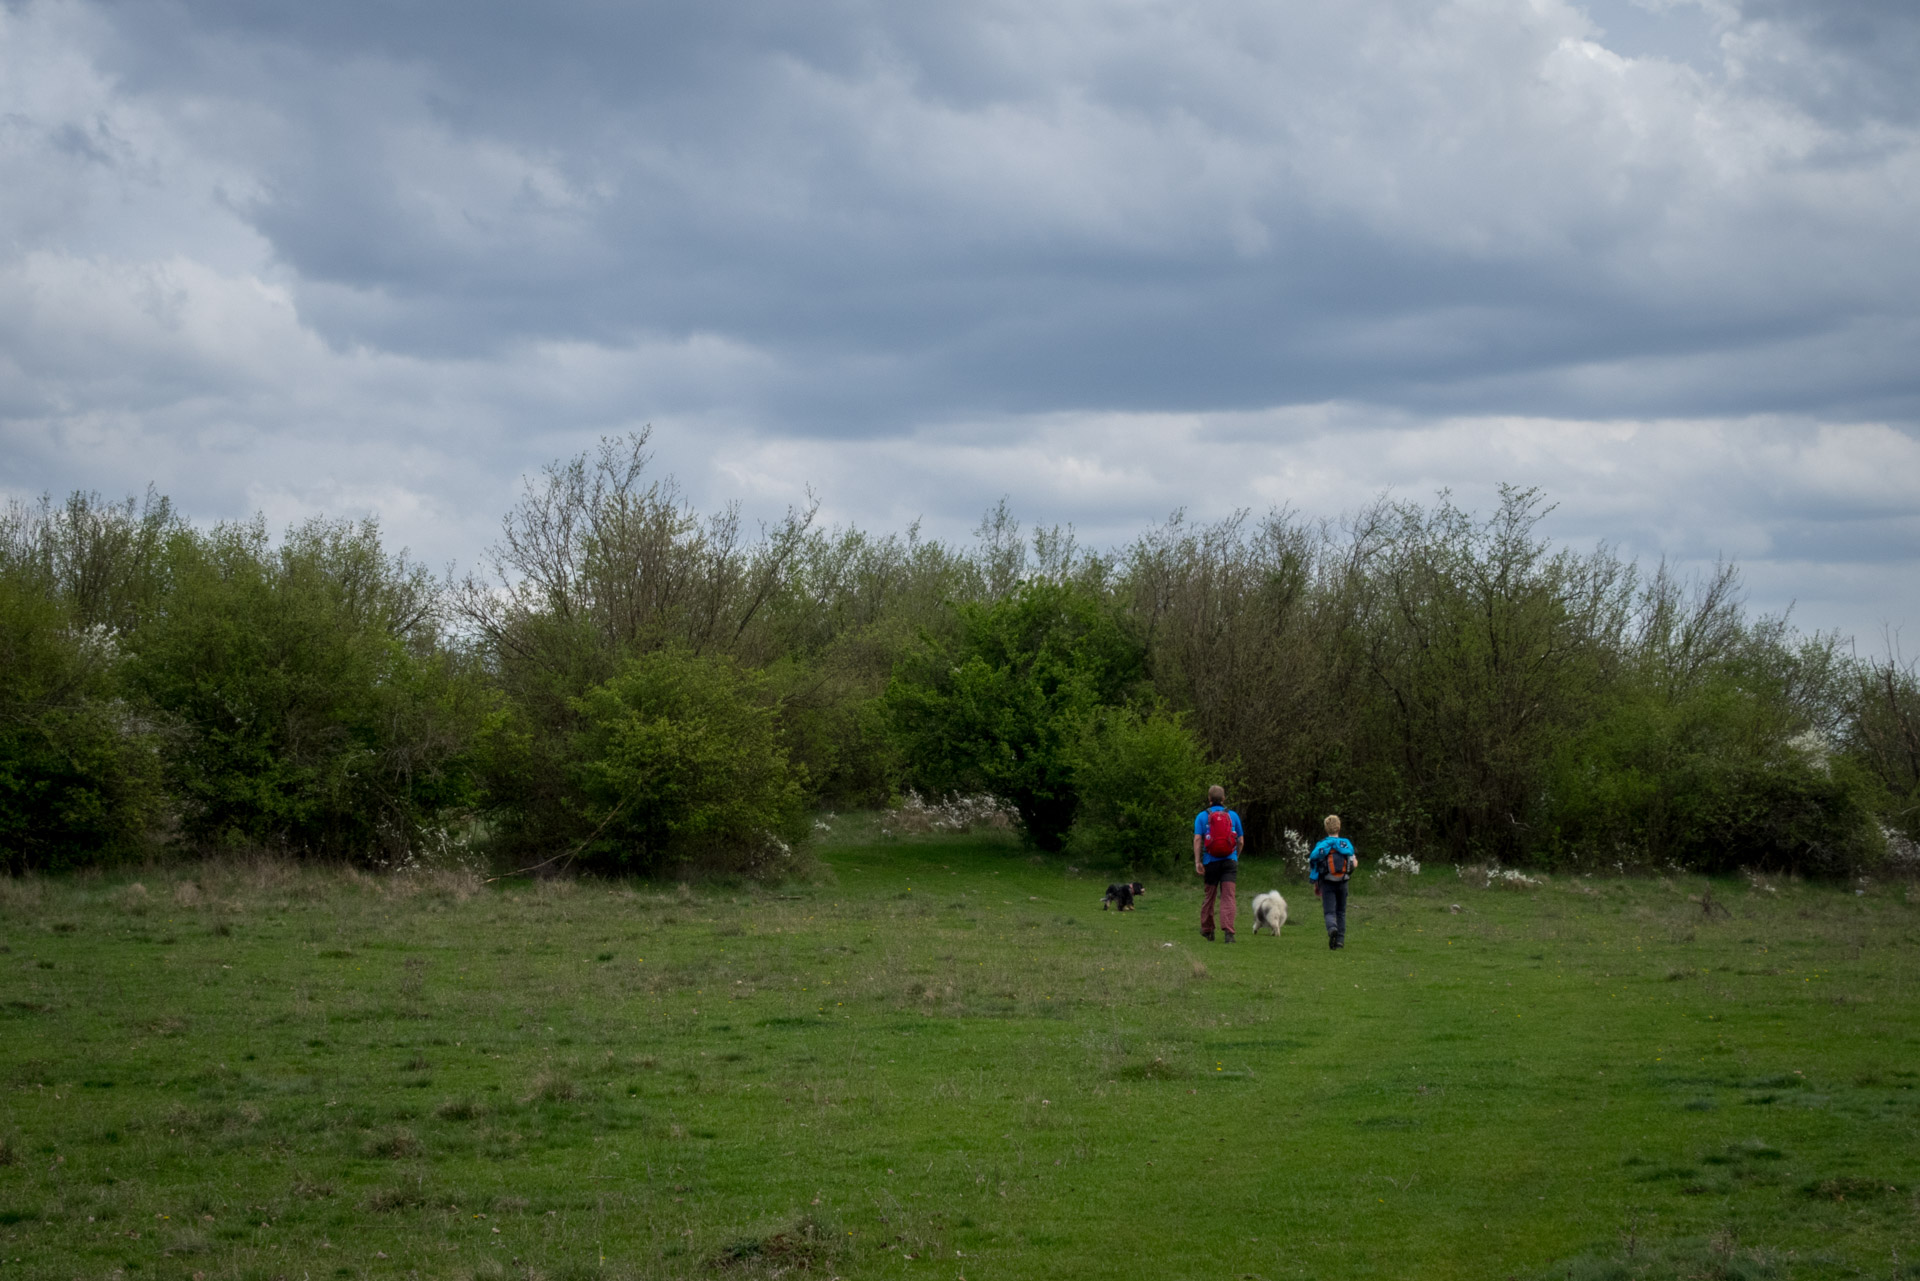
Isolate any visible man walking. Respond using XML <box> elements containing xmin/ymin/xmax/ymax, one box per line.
<box><xmin>1193</xmin><ymin>785</ymin><xmax>1243</xmax><ymax>942</ymax></box>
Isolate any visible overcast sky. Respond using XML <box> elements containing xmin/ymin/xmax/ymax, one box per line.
<box><xmin>3</xmin><ymin>0</ymin><xmax>1916</xmax><ymax>643</ymax></box>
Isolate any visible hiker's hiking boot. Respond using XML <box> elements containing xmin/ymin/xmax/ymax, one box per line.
<box><xmin>1201</xmin><ymin>931</ymin><xmax>1215</xmax><ymax>942</ymax></box>
<box><xmin>1222</xmin><ymin>931</ymin><xmax>1235</xmax><ymax>944</ymax></box>
<box><xmin>1327</xmin><ymin>932</ymin><xmax>1337</xmax><ymax>950</ymax></box>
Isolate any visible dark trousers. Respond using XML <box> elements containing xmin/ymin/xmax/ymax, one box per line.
<box><xmin>1318</xmin><ymin>878</ymin><xmax>1349</xmax><ymax>937</ymax></box>
<box><xmin>1201</xmin><ymin>860</ymin><xmax>1237</xmax><ymax>937</ymax></box>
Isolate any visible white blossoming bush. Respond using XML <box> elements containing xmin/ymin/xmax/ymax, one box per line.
<box><xmin>1458</xmin><ymin>862</ymin><xmax>1544</xmax><ymax>889</ymax></box>
<box><xmin>1376</xmin><ymin>853</ymin><xmax>1422</xmax><ymax>875</ymax></box>
<box><xmin>1283</xmin><ymin>828</ymin><xmax>1312</xmax><ymax>876</ymax></box>
<box><xmin>881</xmin><ymin>791</ymin><xmax>1018</xmax><ymax>838</ymax></box>
<box><xmin>1883</xmin><ymin>827</ymin><xmax>1920</xmax><ymax>877</ymax></box>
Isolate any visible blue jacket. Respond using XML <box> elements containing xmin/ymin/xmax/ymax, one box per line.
<box><xmin>1309</xmin><ymin>835</ymin><xmax>1355</xmax><ymax>882</ymax></box>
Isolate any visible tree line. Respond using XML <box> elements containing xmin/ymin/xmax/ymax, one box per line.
<box><xmin>4</xmin><ymin>431</ymin><xmax>1916</xmax><ymax>879</ymax></box>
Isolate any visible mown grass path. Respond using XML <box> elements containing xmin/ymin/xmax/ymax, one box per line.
<box><xmin>2</xmin><ymin>833</ymin><xmax>1917</xmax><ymax>1279</ymax></box>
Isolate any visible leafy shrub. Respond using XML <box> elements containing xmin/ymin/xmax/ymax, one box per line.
<box><xmin>766</xmin><ymin>661</ymin><xmax>898</xmax><ymax>811</ymax></box>
<box><xmin>567</xmin><ymin>649</ymin><xmax>810</xmax><ymax>874</ymax></box>
<box><xmin>1067</xmin><ymin>705</ymin><xmax>1216</xmax><ymax>872</ymax></box>
<box><xmin>1543</xmin><ymin>677</ymin><xmax>1880</xmax><ymax>874</ymax></box>
<box><xmin>0</xmin><ymin>573</ymin><xmax>166</xmax><ymax>871</ymax></box>
<box><xmin>887</xmin><ymin>580</ymin><xmax>1144</xmax><ymax>850</ymax></box>
<box><xmin>126</xmin><ymin>518</ymin><xmax>480</xmax><ymax>859</ymax></box>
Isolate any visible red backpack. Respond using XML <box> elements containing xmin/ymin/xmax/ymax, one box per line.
<box><xmin>1203</xmin><ymin>808</ymin><xmax>1237</xmax><ymax>857</ymax></box>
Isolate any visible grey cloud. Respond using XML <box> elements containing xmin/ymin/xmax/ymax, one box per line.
<box><xmin>29</xmin><ymin>0</ymin><xmax>1906</xmax><ymax>434</ymax></box>
<box><xmin>1731</xmin><ymin>0</ymin><xmax>1920</xmax><ymax>124</ymax></box>
<box><xmin>2</xmin><ymin>0</ymin><xmax>1918</xmax><ymax>642</ymax></box>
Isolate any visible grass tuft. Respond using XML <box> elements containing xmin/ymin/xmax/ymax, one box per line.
<box><xmin>435</xmin><ymin>1096</ymin><xmax>484</xmax><ymax>1121</ymax></box>
<box><xmin>364</xmin><ymin>1185</ymin><xmax>426</xmax><ymax>1213</ymax></box>
<box><xmin>1800</xmin><ymin>1176</ymin><xmax>1896</xmax><ymax>1201</ymax></box>
<box><xmin>527</xmin><ymin>1069</ymin><xmax>578</xmax><ymax>1102</ymax></box>
<box><xmin>365</xmin><ymin>1127</ymin><xmax>422</xmax><ymax>1159</ymax></box>
<box><xmin>707</xmin><ymin>1214</ymin><xmax>840</xmax><ymax>1272</ymax></box>
<box><xmin>1120</xmin><ymin>1056</ymin><xmax>1187</xmax><ymax>1081</ymax></box>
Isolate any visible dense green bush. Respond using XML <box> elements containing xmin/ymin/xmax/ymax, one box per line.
<box><xmin>886</xmin><ymin>580</ymin><xmax>1145</xmax><ymax>850</ymax></box>
<box><xmin>1067</xmin><ymin>705</ymin><xmax>1219</xmax><ymax>872</ymax></box>
<box><xmin>125</xmin><ymin>518</ymin><xmax>482</xmax><ymax>859</ymax></box>
<box><xmin>766</xmin><ymin>662</ymin><xmax>897</xmax><ymax>811</ymax></box>
<box><xmin>0</xmin><ymin>574</ymin><xmax>166</xmax><ymax>871</ymax></box>
<box><xmin>1543</xmin><ymin>677</ymin><xmax>1881</xmax><ymax>874</ymax></box>
<box><xmin>568</xmin><ymin>649</ymin><xmax>810</xmax><ymax>874</ymax></box>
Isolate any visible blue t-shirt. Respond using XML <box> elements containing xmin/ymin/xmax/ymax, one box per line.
<box><xmin>1194</xmin><ymin>806</ymin><xmax>1243</xmax><ymax>863</ymax></box>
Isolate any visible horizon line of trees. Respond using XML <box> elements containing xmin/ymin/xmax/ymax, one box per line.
<box><xmin>4</xmin><ymin>430</ymin><xmax>1917</xmax><ymax>879</ymax></box>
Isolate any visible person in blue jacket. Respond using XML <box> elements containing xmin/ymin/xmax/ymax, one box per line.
<box><xmin>1193</xmin><ymin>785</ymin><xmax>1243</xmax><ymax>942</ymax></box>
<box><xmin>1309</xmin><ymin>814</ymin><xmax>1358</xmax><ymax>950</ymax></box>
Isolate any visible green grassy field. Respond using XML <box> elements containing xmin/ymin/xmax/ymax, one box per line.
<box><xmin>2</xmin><ymin>826</ymin><xmax>1917</xmax><ymax>1280</ymax></box>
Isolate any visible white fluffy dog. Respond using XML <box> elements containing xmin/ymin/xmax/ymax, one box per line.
<box><xmin>1250</xmin><ymin>891</ymin><xmax>1288</xmax><ymax>936</ymax></box>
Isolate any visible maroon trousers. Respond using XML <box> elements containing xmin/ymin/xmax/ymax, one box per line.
<box><xmin>1200</xmin><ymin>861</ymin><xmax>1237</xmax><ymax>937</ymax></box>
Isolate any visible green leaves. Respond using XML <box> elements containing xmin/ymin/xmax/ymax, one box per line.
<box><xmin>0</xmin><ymin>569</ymin><xmax>165</xmax><ymax>871</ymax></box>
<box><xmin>887</xmin><ymin>581</ymin><xmax>1146</xmax><ymax>851</ymax></box>
<box><xmin>1068</xmin><ymin>704</ymin><xmax>1219</xmax><ymax>873</ymax></box>
<box><xmin>569</xmin><ymin>649</ymin><xmax>810</xmax><ymax>873</ymax></box>
<box><xmin>119</xmin><ymin>517</ymin><xmax>480</xmax><ymax>859</ymax></box>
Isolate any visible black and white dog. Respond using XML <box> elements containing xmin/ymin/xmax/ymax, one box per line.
<box><xmin>1101</xmin><ymin>881</ymin><xmax>1146</xmax><ymax>911</ymax></box>
<box><xmin>1250</xmin><ymin>890</ymin><xmax>1288</xmax><ymax>935</ymax></box>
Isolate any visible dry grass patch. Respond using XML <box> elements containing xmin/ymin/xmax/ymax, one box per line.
<box><xmin>435</xmin><ymin>1096</ymin><xmax>484</xmax><ymax>1122</ymax></box>
<box><xmin>364</xmin><ymin>1184</ymin><xmax>426</xmax><ymax>1212</ymax></box>
<box><xmin>707</xmin><ymin>1214</ymin><xmax>842</xmax><ymax>1273</ymax></box>
<box><xmin>0</xmin><ymin>876</ymin><xmax>45</xmax><ymax>911</ymax></box>
<box><xmin>526</xmin><ymin>1068</ymin><xmax>578</xmax><ymax>1103</ymax></box>
<box><xmin>365</xmin><ymin>1127</ymin><xmax>423</xmax><ymax>1159</ymax></box>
